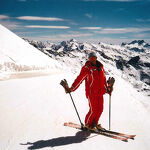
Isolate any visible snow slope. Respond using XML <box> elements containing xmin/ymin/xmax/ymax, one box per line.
<box><xmin>0</xmin><ymin>24</ymin><xmax>150</xmax><ymax>150</ymax></box>
<box><xmin>0</xmin><ymin>69</ymin><xmax>150</xmax><ymax>150</ymax></box>
<box><xmin>0</xmin><ymin>25</ymin><xmax>61</xmax><ymax>79</ymax></box>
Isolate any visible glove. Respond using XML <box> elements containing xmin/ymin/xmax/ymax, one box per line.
<box><xmin>65</xmin><ymin>87</ymin><xmax>73</xmax><ymax>93</ymax></box>
<box><xmin>60</xmin><ymin>79</ymin><xmax>73</xmax><ymax>94</ymax></box>
<box><xmin>106</xmin><ymin>77</ymin><xmax>115</xmax><ymax>95</ymax></box>
<box><xmin>106</xmin><ymin>85</ymin><xmax>113</xmax><ymax>95</ymax></box>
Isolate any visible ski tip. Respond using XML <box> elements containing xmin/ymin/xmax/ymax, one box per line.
<box><xmin>120</xmin><ymin>137</ymin><xmax>128</xmax><ymax>142</ymax></box>
<box><xmin>130</xmin><ymin>135</ymin><xmax>136</xmax><ymax>140</ymax></box>
<box><xmin>64</xmin><ymin>122</ymin><xmax>67</xmax><ymax>126</ymax></box>
<box><xmin>64</xmin><ymin>122</ymin><xmax>76</xmax><ymax>126</ymax></box>
<box><xmin>123</xmin><ymin>139</ymin><xmax>128</xmax><ymax>142</ymax></box>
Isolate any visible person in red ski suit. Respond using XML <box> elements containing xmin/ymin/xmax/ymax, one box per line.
<box><xmin>67</xmin><ymin>52</ymin><xmax>109</xmax><ymax>130</ymax></box>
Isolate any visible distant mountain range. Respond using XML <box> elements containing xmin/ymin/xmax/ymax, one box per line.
<box><xmin>24</xmin><ymin>38</ymin><xmax>150</xmax><ymax>96</ymax></box>
<box><xmin>0</xmin><ymin>24</ymin><xmax>149</xmax><ymax>94</ymax></box>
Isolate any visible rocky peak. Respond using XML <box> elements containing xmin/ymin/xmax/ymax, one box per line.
<box><xmin>70</xmin><ymin>39</ymin><xmax>77</xmax><ymax>43</ymax></box>
<box><xmin>129</xmin><ymin>40</ymin><xmax>145</xmax><ymax>45</ymax></box>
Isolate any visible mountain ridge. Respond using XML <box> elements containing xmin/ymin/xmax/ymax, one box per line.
<box><xmin>24</xmin><ymin>38</ymin><xmax>150</xmax><ymax>96</ymax></box>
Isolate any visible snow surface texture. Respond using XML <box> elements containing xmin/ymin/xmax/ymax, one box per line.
<box><xmin>0</xmin><ymin>25</ymin><xmax>150</xmax><ymax>150</ymax></box>
<box><xmin>0</xmin><ymin>24</ymin><xmax>61</xmax><ymax>80</ymax></box>
<box><xmin>25</xmin><ymin>38</ymin><xmax>150</xmax><ymax>96</ymax></box>
<box><xmin>0</xmin><ymin>72</ymin><xmax>150</xmax><ymax>150</ymax></box>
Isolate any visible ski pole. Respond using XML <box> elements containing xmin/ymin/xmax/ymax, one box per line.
<box><xmin>109</xmin><ymin>94</ymin><xmax>111</xmax><ymax>130</ymax></box>
<box><xmin>107</xmin><ymin>77</ymin><xmax>115</xmax><ymax>131</ymax></box>
<box><xmin>60</xmin><ymin>79</ymin><xmax>84</xmax><ymax>128</ymax></box>
<box><xmin>68</xmin><ymin>92</ymin><xmax>84</xmax><ymax>127</ymax></box>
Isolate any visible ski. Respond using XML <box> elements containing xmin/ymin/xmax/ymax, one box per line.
<box><xmin>64</xmin><ymin>122</ymin><xmax>128</xmax><ymax>142</ymax></box>
<box><xmin>64</xmin><ymin>122</ymin><xmax>135</xmax><ymax>140</ymax></box>
<box><xmin>102</xmin><ymin>128</ymin><xmax>136</xmax><ymax>139</ymax></box>
<box><xmin>64</xmin><ymin>122</ymin><xmax>135</xmax><ymax>139</ymax></box>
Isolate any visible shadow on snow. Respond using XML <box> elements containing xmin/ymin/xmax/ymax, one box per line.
<box><xmin>20</xmin><ymin>130</ymin><xmax>91</xmax><ymax>149</ymax></box>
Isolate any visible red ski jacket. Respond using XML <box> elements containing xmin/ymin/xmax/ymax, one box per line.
<box><xmin>71</xmin><ymin>60</ymin><xmax>107</xmax><ymax>98</ymax></box>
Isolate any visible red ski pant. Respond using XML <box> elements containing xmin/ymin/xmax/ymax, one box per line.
<box><xmin>85</xmin><ymin>94</ymin><xmax>104</xmax><ymax>126</ymax></box>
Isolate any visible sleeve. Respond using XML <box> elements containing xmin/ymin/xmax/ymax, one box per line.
<box><xmin>102</xmin><ymin>67</ymin><xmax>108</xmax><ymax>94</ymax></box>
<box><xmin>71</xmin><ymin>66</ymin><xmax>88</xmax><ymax>92</ymax></box>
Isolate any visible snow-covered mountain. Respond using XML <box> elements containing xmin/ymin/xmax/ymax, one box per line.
<box><xmin>122</xmin><ymin>40</ymin><xmax>150</xmax><ymax>52</ymax></box>
<box><xmin>25</xmin><ymin>38</ymin><xmax>150</xmax><ymax>96</ymax></box>
<box><xmin>0</xmin><ymin>24</ymin><xmax>149</xmax><ymax>94</ymax></box>
<box><xmin>0</xmin><ymin>25</ymin><xmax>61</xmax><ymax>79</ymax></box>
<box><xmin>0</xmin><ymin>26</ymin><xmax>150</xmax><ymax>150</ymax></box>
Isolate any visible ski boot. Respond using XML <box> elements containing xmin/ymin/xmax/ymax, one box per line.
<box><xmin>84</xmin><ymin>124</ymin><xmax>96</xmax><ymax>131</ymax></box>
<box><xmin>96</xmin><ymin>124</ymin><xmax>106</xmax><ymax>132</ymax></box>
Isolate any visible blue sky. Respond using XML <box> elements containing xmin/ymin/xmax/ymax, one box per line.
<box><xmin>0</xmin><ymin>0</ymin><xmax>150</xmax><ymax>44</ymax></box>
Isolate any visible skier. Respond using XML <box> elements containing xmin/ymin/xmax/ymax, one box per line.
<box><xmin>66</xmin><ymin>52</ymin><xmax>112</xmax><ymax>130</ymax></box>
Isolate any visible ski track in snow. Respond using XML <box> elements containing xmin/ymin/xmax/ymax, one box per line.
<box><xmin>0</xmin><ymin>72</ymin><xmax>150</xmax><ymax>150</ymax></box>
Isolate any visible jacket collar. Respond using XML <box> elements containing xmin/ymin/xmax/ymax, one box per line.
<box><xmin>85</xmin><ymin>60</ymin><xmax>103</xmax><ymax>69</ymax></box>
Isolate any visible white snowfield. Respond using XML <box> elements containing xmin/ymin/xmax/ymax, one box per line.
<box><xmin>0</xmin><ymin>71</ymin><xmax>150</xmax><ymax>150</ymax></box>
<box><xmin>0</xmin><ymin>24</ymin><xmax>61</xmax><ymax>79</ymax></box>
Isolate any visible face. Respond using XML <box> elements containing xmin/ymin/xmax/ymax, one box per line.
<box><xmin>89</xmin><ymin>56</ymin><xmax>97</xmax><ymax>65</ymax></box>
